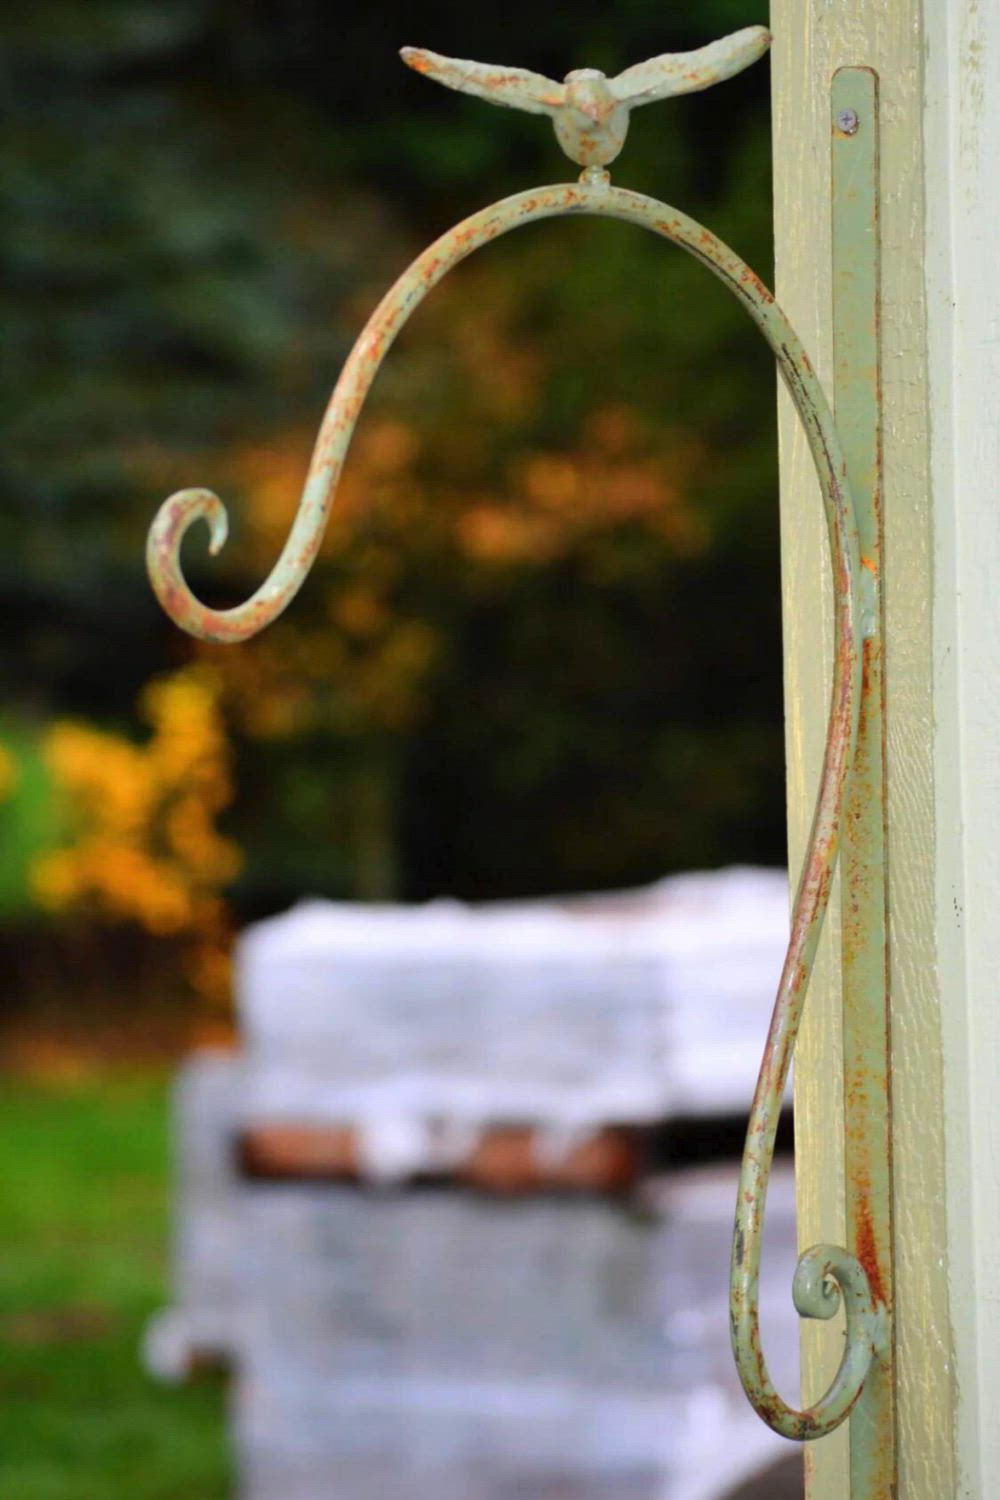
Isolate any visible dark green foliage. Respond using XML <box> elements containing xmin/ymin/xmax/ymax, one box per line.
<box><xmin>2</xmin><ymin>0</ymin><xmax>782</xmax><ymax>908</ymax></box>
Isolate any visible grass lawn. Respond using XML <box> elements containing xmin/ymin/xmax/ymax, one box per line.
<box><xmin>0</xmin><ymin>1072</ymin><xmax>231</xmax><ymax>1499</ymax></box>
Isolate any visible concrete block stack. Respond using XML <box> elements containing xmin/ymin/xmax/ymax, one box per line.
<box><xmin>148</xmin><ymin>868</ymin><xmax>798</xmax><ymax>1500</ymax></box>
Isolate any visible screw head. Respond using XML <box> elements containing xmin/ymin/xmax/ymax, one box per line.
<box><xmin>836</xmin><ymin>107</ymin><xmax>860</xmax><ymax>135</ymax></box>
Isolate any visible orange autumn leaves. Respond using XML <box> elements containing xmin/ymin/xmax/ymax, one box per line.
<box><xmin>458</xmin><ymin>405</ymin><xmax>708</xmax><ymax>566</ymax></box>
<box><xmin>217</xmin><ymin>399</ymin><xmax>706</xmax><ymax>730</ymax></box>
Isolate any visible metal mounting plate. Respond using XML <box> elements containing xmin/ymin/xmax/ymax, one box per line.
<box><xmin>832</xmin><ymin>63</ymin><xmax>895</xmax><ymax>1500</ymax></box>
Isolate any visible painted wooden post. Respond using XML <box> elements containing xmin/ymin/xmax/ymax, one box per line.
<box><xmin>771</xmin><ymin>1</ymin><xmax>1000</xmax><ymax>1494</ymax></box>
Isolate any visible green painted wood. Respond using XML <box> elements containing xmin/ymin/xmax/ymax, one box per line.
<box><xmin>832</xmin><ymin>65</ymin><xmax>895</xmax><ymax>1500</ymax></box>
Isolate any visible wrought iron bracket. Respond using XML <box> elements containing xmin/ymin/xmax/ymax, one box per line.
<box><xmin>729</xmin><ymin>64</ymin><xmax>892</xmax><ymax>1482</ymax></box>
<box><xmin>145</xmin><ymin>38</ymin><xmax>895</xmax><ymax>1497</ymax></box>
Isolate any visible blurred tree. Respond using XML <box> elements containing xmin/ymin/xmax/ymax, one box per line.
<box><xmin>1</xmin><ymin>0</ymin><xmax>781</xmax><ymax>924</ymax></box>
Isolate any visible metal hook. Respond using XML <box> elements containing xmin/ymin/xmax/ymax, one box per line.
<box><xmin>146</xmin><ymin>35</ymin><xmax>890</xmax><ymax>1461</ymax></box>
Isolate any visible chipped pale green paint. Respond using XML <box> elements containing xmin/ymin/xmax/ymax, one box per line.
<box><xmin>400</xmin><ymin>27</ymin><xmax>771</xmax><ymax>171</ymax></box>
<box><xmin>145</xmin><ymin>32</ymin><xmax>893</xmax><ymax>1477</ymax></box>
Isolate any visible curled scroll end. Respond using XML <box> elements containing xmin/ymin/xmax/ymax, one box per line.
<box><xmin>793</xmin><ymin>1244</ymin><xmax>857</xmax><ymax>1322</ymax></box>
<box><xmin>731</xmin><ymin>1242</ymin><xmax>880</xmax><ymax>1439</ymax></box>
<box><xmin>146</xmin><ymin>487</ymin><xmax>232</xmax><ymax>642</ymax></box>
<box><xmin>792</xmin><ymin>1241</ymin><xmax>886</xmax><ymax>1355</ymax></box>
<box><xmin>206</xmin><ymin>500</ymin><xmax>228</xmax><ymax>555</ymax></box>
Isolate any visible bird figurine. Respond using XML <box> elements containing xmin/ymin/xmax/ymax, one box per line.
<box><xmin>401</xmin><ymin>27</ymin><xmax>770</xmax><ymax>175</ymax></box>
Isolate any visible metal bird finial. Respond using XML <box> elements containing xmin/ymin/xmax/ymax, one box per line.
<box><xmin>401</xmin><ymin>26</ymin><xmax>771</xmax><ymax>174</ymax></box>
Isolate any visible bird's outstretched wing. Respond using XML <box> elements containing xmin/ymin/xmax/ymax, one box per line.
<box><xmin>610</xmin><ymin>25</ymin><xmax>771</xmax><ymax>108</ymax></box>
<box><xmin>400</xmin><ymin>47</ymin><xmax>565</xmax><ymax>117</ymax></box>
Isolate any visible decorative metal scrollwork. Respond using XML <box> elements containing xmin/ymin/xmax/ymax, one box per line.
<box><xmin>146</xmin><ymin>27</ymin><xmax>892</xmax><ymax>1475</ymax></box>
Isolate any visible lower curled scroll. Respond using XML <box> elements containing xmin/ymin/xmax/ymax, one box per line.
<box><xmin>725</xmin><ymin>514</ymin><xmax>888</xmax><ymax>1441</ymax></box>
<box><xmin>732</xmin><ymin>1236</ymin><xmax>887</xmax><ymax>1442</ymax></box>
<box><xmin>725</xmin><ymin>239</ymin><xmax>885</xmax><ymax>1433</ymax></box>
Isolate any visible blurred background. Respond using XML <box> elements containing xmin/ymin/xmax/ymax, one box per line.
<box><xmin>0</xmin><ymin>1</ymin><xmax>788</xmax><ymax>1497</ymax></box>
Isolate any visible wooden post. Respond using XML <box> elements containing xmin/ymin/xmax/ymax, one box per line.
<box><xmin>772</xmin><ymin>3</ymin><xmax>960</xmax><ymax>1495</ymax></box>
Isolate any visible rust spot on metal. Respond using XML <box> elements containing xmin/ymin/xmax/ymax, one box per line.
<box><xmin>850</xmin><ymin>1167</ymin><xmax>887</xmax><ymax>1308</ymax></box>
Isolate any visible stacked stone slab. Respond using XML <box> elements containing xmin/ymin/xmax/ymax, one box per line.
<box><xmin>236</xmin><ymin>867</ymin><xmax>791</xmax><ymax>1139</ymax></box>
<box><xmin>143</xmin><ymin>1051</ymin><xmax>244</xmax><ymax>1380</ymax></box>
<box><xmin>148</xmin><ymin>867</ymin><xmax>799</xmax><ymax>1500</ymax></box>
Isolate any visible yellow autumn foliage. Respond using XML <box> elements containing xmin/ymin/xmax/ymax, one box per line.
<box><xmin>31</xmin><ymin>666</ymin><xmax>241</xmax><ymax>1005</ymax></box>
